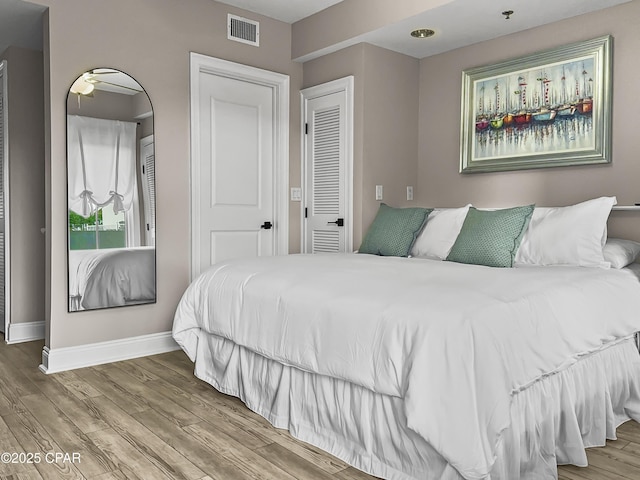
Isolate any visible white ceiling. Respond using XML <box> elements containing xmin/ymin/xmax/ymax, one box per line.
<box><xmin>359</xmin><ymin>0</ymin><xmax>633</xmax><ymax>60</ymax></box>
<box><xmin>218</xmin><ymin>0</ymin><xmax>634</xmax><ymax>60</ymax></box>
<box><xmin>215</xmin><ymin>0</ymin><xmax>344</xmax><ymax>23</ymax></box>
<box><xmin>0</xmin><ymin>0</ymin><xmax>633</xmax><ymax>63</ymax></box>
<box><xmin>86</xmin><ymin>69</ymin><xmax>144</xmax><ymax>96</ymax></box>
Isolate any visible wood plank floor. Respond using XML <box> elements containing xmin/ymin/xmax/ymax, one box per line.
<box><xmin>0</xmin><ymin>339</ymin><xmax>639</xmax><ymax>480</ymax></box>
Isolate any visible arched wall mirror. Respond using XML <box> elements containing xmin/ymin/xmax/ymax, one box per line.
<box><xmin>66</xmin><ymin>68</ymin><xmax>156</xmax><ymax>312</ymax></box>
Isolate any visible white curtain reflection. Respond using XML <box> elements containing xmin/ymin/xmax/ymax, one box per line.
<box><xmin>67</xmin><ymin>115</ymin><xmax>137</xmax><ymax>218</ymax></box>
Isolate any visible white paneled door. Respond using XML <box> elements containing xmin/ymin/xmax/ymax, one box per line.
<box><xmin>301</xmin><ymin>76</ymin><xmax>354</xmax><ymax>254</ymax></box>
<box><xmin>190</xmin><ymin>54</ymin><xmax>289</xmax><ymax>279</ymax></box>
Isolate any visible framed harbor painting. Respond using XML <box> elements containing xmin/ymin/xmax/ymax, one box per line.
<box><xmin>460</xmin><ymin>35</ymin><xmax>612</xmax><ymax>173</ymax></box>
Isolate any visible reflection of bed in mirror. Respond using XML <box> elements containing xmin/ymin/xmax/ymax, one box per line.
<box><xmin>69</xmin><ymin>247</ymin><xmax>156</xmax><ymax>311</ymax></box>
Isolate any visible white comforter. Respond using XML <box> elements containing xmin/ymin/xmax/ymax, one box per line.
<box><xmin>173</xmin><ymin>253</ymin><xmax>640</xmax><ymax>479</ymax></box>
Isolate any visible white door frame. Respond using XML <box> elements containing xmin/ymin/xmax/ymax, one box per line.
<box><xmin>189</xmin><ymin>53</ymin><xmax>289</xmax><ymax>280</ymax></box>
<box><xmin>0</xmin><ymin>60</ymin><xmax>10</xmax><ymax>337</ymax></box>
<box><xmin>300</xmin><ymin>76</ymin><xmax>354</xmax><ymax>253</ymax></box>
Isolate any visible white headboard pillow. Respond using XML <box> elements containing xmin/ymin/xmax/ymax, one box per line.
<box><xmin>410</xmin><ymin>205</ymin><xmax>471</xmax><ymax>260</ymax></box>
<box><xmin>603</xmin><ymin>238</ymin><xmax>640</xmax><ymax>269</ymax></box>
<box><xmin>514</xmin><ymin>196</ymin><xmax>617</xmax><ymax>268</ymax></box>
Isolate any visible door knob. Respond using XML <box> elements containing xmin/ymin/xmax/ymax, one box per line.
<box><xmin>261</xmin><ymin>221</ymin><xmax>273</xmax><ymax>230</ymax></box>
<box><xmin>327</xmin><ymin>218</ymin><xmax>344</xmax><ymax>227</ymax></box>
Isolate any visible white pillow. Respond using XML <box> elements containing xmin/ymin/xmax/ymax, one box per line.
<box><xmin>603</xmin><ymin>238</ymin><xmax>640</xmax><ymax>269</ymax></box>
<box><xmin>514</xmin><ymin>196</ymin><xmax>617</xmax><ymax>268</ymax></box>
<box><xmin>411</xmin><ymin>205</ymin><xmax>471</xmax><ymax>260</ymax></box>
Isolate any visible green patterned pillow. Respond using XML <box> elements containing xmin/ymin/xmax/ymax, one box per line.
<box><xmin>446</xmin><ymin>205</ymin><xmax>534</xmax><ymax>267</ymax></box>
<box><xmin>359</xmin><ymin>204</ymin><xmax>432</xmax><ymax>257</ymax></box>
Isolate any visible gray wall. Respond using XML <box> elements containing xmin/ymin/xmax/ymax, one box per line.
<box><xmin>29</xmin><ymin>0</ymin><xmax>640</xmax><ymax>352</ymax></box>
<box><xmin>33</xmin><ymin>0</ymin><xmax>303</xmax><ymax>349</ymax></box>
<box><xmin>0</xmin><ymin>46</ymin><xmax>45</xmax><ymax>326</ymax></box>
<box><xmin>416</xmin><ymin>1</ymin><xmax>640</xmax><ymax>239</ymax></box>
<box><xmin>303</xmin><ymin>43</ymin><xmax>419</xmax><ymax>246</ymax></box>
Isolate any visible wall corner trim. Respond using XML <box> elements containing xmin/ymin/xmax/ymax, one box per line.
<box><xmin>38</xmin><ymin>331</ymin><xmax>180</xmax><ymax>374</ymax></box>
<box><xmin>6</xmin><ymin>321</ymin><xmax>45</xmax><ymax>344</ymax></box>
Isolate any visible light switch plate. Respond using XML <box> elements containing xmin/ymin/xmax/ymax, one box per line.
<box><xmin>406</xmin><ymin>186</ymin><xmax>413</xmax><ymax>201</ymax></box>
<box><xmin>290</xmin><ymin>187</ymin><xmax>302</xmax><ymax>201</ymax></box>
<box><xmin>375</xmin><ymin>185</ymin><xmax>383</xmax><ymax>201</ymax></box>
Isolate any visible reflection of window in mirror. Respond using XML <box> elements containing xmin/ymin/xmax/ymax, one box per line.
<box><xmin>68</xmin><ymin>208</ymin><xmax>127</xmax><ymax>250</ymax></box>
<box><xmin>67</xmin><ymin>115</ymin><xmax>144</xmax><ymax>249</ymax></box>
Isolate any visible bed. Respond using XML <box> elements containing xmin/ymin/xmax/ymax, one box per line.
<box><xmin>69</xmin><ymin>246</ymin><xmax>156</xmax><ymax>311</ymax></box>
<box><xmin>172</xmin><ymin>197</ymin><xmax>640</xmax><ymax>479</ymax></box>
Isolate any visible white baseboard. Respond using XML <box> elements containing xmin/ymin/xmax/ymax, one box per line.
<box><xmin>39</xmin><ymin>331</ymin><xmax>180</xmax><ymax>374</ymax></box>
<box><xmin>6</xmin><ymin>321</ymin><xmax>45</xmax><ymax>344</ymax></box>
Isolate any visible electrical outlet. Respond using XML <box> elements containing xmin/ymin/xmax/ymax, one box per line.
<box><xmin>406</xmin><ymin>186</ymin><xmax>414</xmax><ymax>201</ymax></box>
<box><xmin>375</xmin><ymin>185</ymin><xmax>383</xmax><ymax>201</ymax></box>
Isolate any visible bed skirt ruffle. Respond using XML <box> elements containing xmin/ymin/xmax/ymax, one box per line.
<box><xmin>191</xmin><ymin>333</ymin><xmax>640</xmax><ymax>480</ymax></box>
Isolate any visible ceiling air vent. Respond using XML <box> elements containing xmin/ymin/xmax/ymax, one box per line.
<box><xmin>227</xmin><ymin>14</ymin><xmax>260</xmax><ymax>47</ymax></box>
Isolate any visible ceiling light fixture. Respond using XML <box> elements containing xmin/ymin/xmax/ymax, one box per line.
<box><xmin>502</xmin><ymin>10</ymin><xmax>514</xmax><ymax>20</ymax></box>
<box><xmin>410</xmin><ymin>28</ymin><xmax>435</xmax><ymax>39</ymax></box>
<box><xmin>70</xmin><ymin>76</ymin><xmax>95</xmax><ymax>96</ymax></box>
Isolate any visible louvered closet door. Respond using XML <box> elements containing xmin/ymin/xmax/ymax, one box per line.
<box><xmin>140</xmin><ymin>135</ymin><xmax>155</xmax><ymax>246</ymax></box>
<box><xmin>304</xmin><ymin>88</ymin><xmax>350</xmax><ymax>253</ymax></box>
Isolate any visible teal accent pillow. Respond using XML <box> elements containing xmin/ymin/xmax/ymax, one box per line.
<box><xmin>359</xmin><ymin>204</ymin><xmax>432</xmax><ymax>257</ymax></box>
<box><xmin>446</xmin><ymin>205</ymin><xmax>535</xmax><ymax>267</ymax></box>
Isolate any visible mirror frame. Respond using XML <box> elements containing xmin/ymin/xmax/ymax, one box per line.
<box><xmin>65</xmin><ymin>67</ymin><xmax>158</xmax><ymax>313</ymax></box>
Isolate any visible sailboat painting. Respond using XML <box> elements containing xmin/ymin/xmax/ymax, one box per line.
<box><xmin>460</xmin><ymin>36</ymin><xmax>612</xmax><ymax>173</ymax></box>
